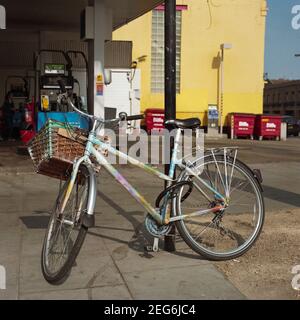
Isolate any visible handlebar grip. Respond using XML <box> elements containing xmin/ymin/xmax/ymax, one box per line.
<box><xmin>127</xmin><ymin>114</ymin><xmax>145</xmax><ymax>121</ymax></box>
<box><xmin>57</xmin><ymin>80</ymin><xmax>66</xmax><ymax>93</ymax></box>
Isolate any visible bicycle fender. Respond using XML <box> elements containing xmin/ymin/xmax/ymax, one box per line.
<box><xmin>239</xmin><ymin>161</ymin><xmax>264</xmax><ymax>193</ymax></box>
<box><xmin>82</xmin><ymin>164</ymin><xmax>97</xmax><ymax>228</ymax></box>
<box><xmin>82</xmin><ymin>213</ymin><xmax>95</xmax><ymax>228</ymax></box>
<box><xmin>252</xmin><ymin>168</ymin><xmax>264</xmax><ymax>192</ymax></box>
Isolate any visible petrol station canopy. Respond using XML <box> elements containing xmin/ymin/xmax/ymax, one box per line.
<box><xmin>1</xmin><ymin>0</ymin><xmax>164</xmax><ymax>31</ymax></box>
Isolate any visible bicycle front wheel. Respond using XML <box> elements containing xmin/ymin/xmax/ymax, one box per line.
<box><xmin>41</xmin><ymin>164</ymin><xmax>92</xmax><ymax>284</ymax></box>
<box><xmin>174</xmin><ymin>154</ymin><xmax>265</xmax><ymax>261</ymax></box>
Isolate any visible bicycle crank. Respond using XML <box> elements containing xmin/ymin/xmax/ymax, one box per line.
<box><xmin>145</xmin><ymin>214</ymin><xmax>172</xmax><ymax>238</ymax></box>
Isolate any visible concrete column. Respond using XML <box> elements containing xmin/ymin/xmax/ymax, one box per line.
<box><xmin>0</xmin><ymin>5</ymin><xmax>6</xmax><ymax>30</ymax></box>
<box><xmin>281</xmin><ymin>122</ymin><xmax>287</xmax><ymax>141</ymax></box>
<box><xmin>88</xmin><ymin>0</ymin><xmax>112</xmax><ymax>119</ymax></box>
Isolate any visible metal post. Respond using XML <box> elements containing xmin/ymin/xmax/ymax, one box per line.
<box><xmin>164</xmin><ymin>0</ymin><xmax>176</xmax><ymax>252</ymax></box>
<box><xmin>220</xmin><ymin>48</ymin><xmax>224</xmax><ymax>136</ymax></box>
<box><xmin>219</xmin><ymin>43</ymin><xmax>232</xmax><ymax>136</ymax></box>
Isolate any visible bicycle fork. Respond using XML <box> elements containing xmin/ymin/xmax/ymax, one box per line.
<box><xmin>59</xmin><ymin>157</ymin><xmax>97</xmax><ymax>228</ymax></box>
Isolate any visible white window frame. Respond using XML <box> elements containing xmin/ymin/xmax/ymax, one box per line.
<box><xmin>151</xmin><ymin>9</ymin><xmax>182</xmax><ymax>94</ymax></box>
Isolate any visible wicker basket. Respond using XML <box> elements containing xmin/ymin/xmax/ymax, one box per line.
<box><xmin>29</xmin><ymin>119</ymin><xmax>96</xmax><ymax>180</ymax></box>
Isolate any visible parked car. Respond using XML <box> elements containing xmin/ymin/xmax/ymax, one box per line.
<box><xmin>282</xmin><ymin>116</ymin><xmax>300</xmax><ymax>137</ymax></box>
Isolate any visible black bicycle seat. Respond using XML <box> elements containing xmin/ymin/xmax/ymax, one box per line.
<box><xmin>165</xmin><ymin>118</ymin><xmax>201</xmax><ymax>130</ymax></box>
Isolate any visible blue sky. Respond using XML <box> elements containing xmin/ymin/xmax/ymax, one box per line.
<box><xmin>265</xmin><ymin>0</ymin><xmax>300</xmax><ymax>79</ymax></box>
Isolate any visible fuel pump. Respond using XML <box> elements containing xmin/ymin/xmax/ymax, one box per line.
<box><xmin>34</xmin><ymin>49</ymin><xmax>74</xmax><ymax>113</ymax></box>
<box><xmin>34</xmin><ymin>49</ymin><xmax>89</xmax><ymax>131</ymax></box>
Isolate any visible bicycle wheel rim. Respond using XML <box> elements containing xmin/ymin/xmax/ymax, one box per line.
<box><xmin>175</xmin><ymin>157</ymin><xmax>264</xmax><ymax>258</ymax></box>
<box><xmin>43</xmin><ymin>167</ymin><xmax>89</xmax><ymax>277</ymax></box>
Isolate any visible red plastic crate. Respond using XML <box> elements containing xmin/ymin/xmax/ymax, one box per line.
<box><xmin>20</xmin><ymin>130</ymin><xmax>36</xmax><ymax>144</ymax></box>
<box><xmin>229</xmin><ymin>113</ymin><xmax>256</xmax><ymax>139</ymax></box>
<box><xmin>254</xmin><ymin>115</ymin><xmax>282</xmax><ymax>140</ymax></box>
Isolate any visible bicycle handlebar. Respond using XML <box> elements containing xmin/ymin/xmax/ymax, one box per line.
<box><xmin>127</xmin><ymin>114</ymin><xmax>144</xmax><ymax>121</ymax></box>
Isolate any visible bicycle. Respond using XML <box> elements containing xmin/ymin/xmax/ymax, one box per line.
<box><xmin>41</xmin><ymin>83</ymin><xmax>265</xmax><ymax>284</ymax></box>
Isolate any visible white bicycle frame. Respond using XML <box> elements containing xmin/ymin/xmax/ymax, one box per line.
<box><xmin>60</xmin><ymin>119</ymin><xmax>228</xmax><ymax>226</ymax></box>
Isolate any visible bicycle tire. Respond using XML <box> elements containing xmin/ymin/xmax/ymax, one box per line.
<box><xmin>174</xmin><ymin>154</ymin><xmax>265</xmax><ymax>261</ymax></box>
<box><xmin>41</xmin><ymin>164</ymin><xmax>92</xmax><ymax>284</ymax></box>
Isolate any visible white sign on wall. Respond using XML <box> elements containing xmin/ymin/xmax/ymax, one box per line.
<box><xmin>0</xmin><ymin>5</ymin><xmax>6</xmax><ymax>29</ymax></box>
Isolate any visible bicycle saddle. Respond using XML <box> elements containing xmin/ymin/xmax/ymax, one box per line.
<box><xmin>165</xmin><ymin>118</ymin><xmax>201</xmax><ymax>130</ymax></box>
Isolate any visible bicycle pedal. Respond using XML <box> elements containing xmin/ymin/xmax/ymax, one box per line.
<box><xmin>144</xmin><ymin>238</ymin><xmax>160</xmax><ymax>253</ymax></box>
<box><xmin>152</xmin><ymin>237</ymin><xmax>159</xmax><ymax>252</ymax></box>
<box><xmin>144</xmin><ymin>245</ymin><xmax>154</xmax><ymax>252</ymax></box>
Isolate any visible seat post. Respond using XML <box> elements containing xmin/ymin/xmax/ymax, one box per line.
<box><xmin>169</xmin><ymin>128</ymin><xmax>182</xmax><ymax>178</ymax></box>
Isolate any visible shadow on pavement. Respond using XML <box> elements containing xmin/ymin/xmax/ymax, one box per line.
<box><xmin>18</xmin><ymin>191</ymin><xmax>208</xmax><ymax>261</ymax></box>
<box><xmin>93</xmin><ymin>190</ymin><xmax>153</xmax><ymax>254</ymax></box>
<box><xmin>95</xmin><ymin>190</ymin><xmax>203</xmax><ymax>261</ymax></box>
<box><xmin>263</xmin><ymin>185</ymin><xmax>300</xmax><ymax>207</ymax></box>
<box><xmin>20</xmin><ymin>215</ymin><xmax>50</xmax><ymax>229</ymax></box>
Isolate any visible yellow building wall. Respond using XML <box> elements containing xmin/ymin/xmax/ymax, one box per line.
<box><xmin>113</xmin><ymin>0</ymin><xmax>267</xmax><ymax>126</ymax></box>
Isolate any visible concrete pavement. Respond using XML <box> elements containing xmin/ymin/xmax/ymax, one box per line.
<box><xmin>0</xmin><ymin>137</ymin><xmax>299</xmax><ymax>300</ymax></box>
<box><xmin>0</xmin><ymin>170</ymin><xmax>244</xmax><ymax>300</ymax></box>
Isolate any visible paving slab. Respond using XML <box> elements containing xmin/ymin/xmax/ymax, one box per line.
<box><xmin>18</xmin><ymin>251</ymin><xmax>124</xmax><ymax>295</ymax></box>
<box><xmin>0</xmin><ymin>223</ymin><xmax>21</xmax><ymax>300</ymax></box>
<box><xmin>123</xmin><ymin>264</ymin><xmax>245</xmax><ymax>300</ymax></box>
<box><xmin>20</xmin><ymin>284</ymin><xmax>132</xmax><ymax>300</ymax></box>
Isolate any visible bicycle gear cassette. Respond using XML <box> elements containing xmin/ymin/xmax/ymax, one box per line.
<box><xmin>145</xmin><ymin>214</ymin><xmax>172</xmax><ymax>237</ymax></box>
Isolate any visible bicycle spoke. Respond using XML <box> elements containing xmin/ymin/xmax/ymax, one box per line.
<box><xmin>55</xmin><ymin>227</ymin><xmax>75</xmax><ymax>270</ymax></box>
<box><xmin>211</xmin><ymin>151</ymin><xmax>226</xmax><ymax>192</ymax></box>
<box><xmin>194</xmin><ymin>220</ymin><xmax>215</xmax><ymax>242</ymax></box>
<box><xmin>224</xmin><ymin>149</ymin><xmax>229</xmax><ymax>197</ymax></box>
<box><xmin>191</xmin><ymin>180</ymin><xmax>213</xmax><ymax>203</ymax></box>
<box><xmin>204</xmin><ymin>164</ymin><xmax>215</xmax><ymax>189</ymax></box>
<box><xmin>228</xmin><ymin>149</ymin><xmax>238</xmax><ymax>195</ymax></box>
<box><xmin>229</xmin><ymin>180</ymin><xmax>250</xmax><ymax>196</ymax></box>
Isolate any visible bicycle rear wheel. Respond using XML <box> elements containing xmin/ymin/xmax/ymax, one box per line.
<box><xmin>41</xmin><ymin>164</ymin><xmax>92</xmax><ymax>284</ymax></box>
<box><xmin>174</xmin><ymin>154</ymin><xmax>265</xmax><ymax>261</ymax></box>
